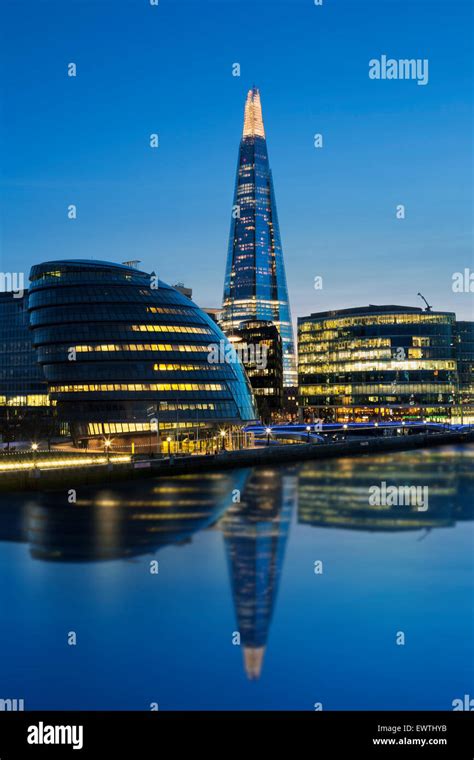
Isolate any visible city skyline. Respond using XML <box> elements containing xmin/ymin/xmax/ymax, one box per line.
<box><xmin>0</xmin><ymin>0</ymin><xmax>473</xmax><ymax>735</ymax></box>
<box><xmin>0</xmin><ymin>0</ymin><xmax>472</xmax><ymax>326</ymax></box>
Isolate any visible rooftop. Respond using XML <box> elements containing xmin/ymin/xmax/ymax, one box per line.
<box><xmin>242</xmin><ymin>87</ymin><xmax>265</xmax><ymax>139</ymax></box>
<box><xmin>298</xmin><ymin>304</ymin><xmax>456</xmax><ymax>321</ymax></box>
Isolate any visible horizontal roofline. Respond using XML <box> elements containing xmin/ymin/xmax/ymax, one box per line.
<box><xmin>298</xmin><ymin>304</ymin><xmax>456</xmax><ymax>321</ymax></box>
<box><xmin>30</xmin><ymin>259</ymin><xmax>150</xmax><ymax>274</ymax></box>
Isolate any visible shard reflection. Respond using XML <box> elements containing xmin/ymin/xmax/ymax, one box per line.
<box><xmin>221</xmin><ymin>468</ymin><xmax>297</xmax><ymax>679</ymax></box>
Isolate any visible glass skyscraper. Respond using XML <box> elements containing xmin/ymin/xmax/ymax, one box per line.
<box><xmin>221</xmin><ymin>87</ymin><xmax>297</xmax><ymax>387</ymax></box>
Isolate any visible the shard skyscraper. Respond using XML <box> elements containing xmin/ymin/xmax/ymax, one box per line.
<box><xmin>221</xmin><ymin>87</ymin><xmax>297</xmax><ymax>387</ymax></box>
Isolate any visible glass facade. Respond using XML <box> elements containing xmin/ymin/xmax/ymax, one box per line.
<box><xmin>232</xmin><ymin>319</ymin><xmax>283</xmax><ymax>421</ymax></box>
<box><xmin>28</xmin><ymin>260</ymin><xmax>257</xmax><ymax>443</ymax></box>
<box><xmin>455</xmin><ymin>321</ymin><xmax>474</xmax><ymax>414</ymax></box>
<box><xmin>298</xmin><ymin>305</ymin><xmax>464</xmax><ymax>422</ymax></box>
<box><xmin>0</xmin><ymin>293</ymin><xmax>48</xmax><ymax>408</ymax></box>
<box><xmin>220</xmin><ymin>87</ymin><xmax>297</xmax><ymax>387</ymax></box>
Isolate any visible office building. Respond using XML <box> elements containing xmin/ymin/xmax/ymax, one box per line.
<box><xmin>455</xmin><ymin>321</ymin><xmax>474</xmax><ymax>419</ymax></box>
<box><xmin>220</xmin><ymin>87</ymin><xmax>297</xmax><ymax>387</ymax></box>
<box><xmin>298</xmin><ymin>305</ymin><xmax>460</xmax><ymax>422</ymax></box>
<box><xmin>0</xmin><ymin>292</ymin><xmax>48</xmax><ymax>409</ymax></box>
<box><xmin>231</xmin><ymin>319</ymin><xmax>283</xmax><ymax>421</ymax></box>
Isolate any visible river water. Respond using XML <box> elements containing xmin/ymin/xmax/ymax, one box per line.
<box><xmin>0</xmin><ymin>444</ymin><xmax>472</xmax><ymax>710</ymax></box>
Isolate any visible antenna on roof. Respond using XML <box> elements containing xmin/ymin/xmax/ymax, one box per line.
<box><xmin>417</xmin><ymin>292</ymin><xmax>432</xmax><ymax>311</ymax></box>
<box><xmin>122</xmin><ymin>260</ymin><xmax>141</xmax><ymax>269</ymax></box>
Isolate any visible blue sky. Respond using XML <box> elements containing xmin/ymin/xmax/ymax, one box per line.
<box><xmin>0</xmin><ymin>0</ymin><xmax>472</xmax><ymax>322</ymax></box>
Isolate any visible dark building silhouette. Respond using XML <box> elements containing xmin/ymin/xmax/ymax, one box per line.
<box><xmin>455</xmin><ymin>321</ymin><xmax>474</xmax><ymax>419</ymax></box>
<box><xmin>173</xmin><ymin>283</ymin><xmax>193</xmax><ymax>299</ymax></box>
<box><xmin>232</xmin><ymin>319</ymin><xmax>283</xmax><ymax>422</ymax></box>
<box><xmin>0</xmin><ymin>292</ymin><xmax>54</xmax><ymax>445</ymax></box>
<box><xmin>0</xmin><ymin>292</ymin><xmax>48</xmax><ymax>409</ymax></box>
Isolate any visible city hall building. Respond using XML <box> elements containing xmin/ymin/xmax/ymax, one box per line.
<box><xmin>298</xmin><ymin>305</ymin><xmax>472</xmax><ymax>423</ymax></box>
<box><xmin>26</xmin><ymin>259</ymin><xmax>257</xmax><ymax>450</ymax></box>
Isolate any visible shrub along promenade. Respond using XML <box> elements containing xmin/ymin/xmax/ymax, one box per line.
<box><xmin>0</xmin><ymin>428</ymin><xmax>473</xmax><ymax>493</ymax></box>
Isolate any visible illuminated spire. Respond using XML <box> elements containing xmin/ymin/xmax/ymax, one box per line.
<box><xmin>242</xmin><ymin>87</ymin><xmax>265</xmax><ymax>138</ymax></box>
<box><xmin>222</xmin><ymin>87</ymin><xmax>297</xmax><ymax>386</ymax></box>
<box><xmin>243</xmin><ymin>646</ymin><xmax>265</xmax><ymax>680</ymax></box>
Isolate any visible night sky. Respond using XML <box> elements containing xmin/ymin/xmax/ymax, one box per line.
<box><xmin>1</xmin><ymin>0</ymin><xmax>472</xmax><ymax>324</ymax></box>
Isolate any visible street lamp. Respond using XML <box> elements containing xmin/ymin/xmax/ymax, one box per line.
<box><xmin>147</xmin><ymin>403</ymin><xmax>161</xmax><ymax>456</ymax></box>
<box><xmin>166</xmin><ymin>435</ymin><xmax>171</xmax><ymax>454</ymax></box>
<box><xmin>31</xmin><ymin>442</ymin><xmax>38</xmax><ymax>468</ymax></box>
<box><xmin>220</xmin><ymin>429</ymin><xmax>226</xmax><ymax>451</ymax></box>
<box><xmin>104</xmin><ymin>438</ymin><xmax>112</xmax><ymax>462</ymax></box>
<box><xmin>154</xmin><ymin>402</ymin><xmax>161</xmax><ymax>455</ymax></box>
<box><xmin>265</xmin><ymin>427</ymin><xmax>272</xmax><ymax>446</ymax></box>
<box><xmin>306</xmin><ymin>425</ymin><xmax>311</xmax><ymax>442</ymax></box>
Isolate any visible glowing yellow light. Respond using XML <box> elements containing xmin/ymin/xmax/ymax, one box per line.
<box><xmin>242</xmin><ymin>88</ymin><xmax>265</xmax><ymax>138</ymax></box>
<box><xmin>0</xmin><ymin>455</ymin><xmax>130</xmax><ymax>473</ymax></box>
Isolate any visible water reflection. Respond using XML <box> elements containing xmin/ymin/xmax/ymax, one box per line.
<box><xmin>2</xmin><ymin>471</ymin><xmax>250</xmax><ymax>561</ymax></box>
<box><xmin>220</xmin><ymin>468</ymin><xmax>296</xmax><ymax>679</ymax></box>
<box><xmin>298</xmin><ymin>448</ymin><xmax>474</xmax><ymax>532</ymax></box>
<box><xmin>0</xmin><ymin>446</ymin><xmax>472</xmax><ymax>684</ymax></box>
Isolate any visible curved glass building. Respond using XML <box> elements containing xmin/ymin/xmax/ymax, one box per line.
<box><xmin>28</xmin><ymin>260</ymin><xmax>257</xmax><ymax>448</ymax></box>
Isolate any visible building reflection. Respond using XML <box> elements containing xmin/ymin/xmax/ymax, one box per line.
<box><xmin>298</xmin><ymin>447</ymin><xmax>474</xmax><ymax>531</ymax></box>
<box><xmin>220</xmin><ymin>468</ymin><xmax>297</xmax><ymax>679</ymax></box>
<box><xmin>0</xmin><ymin>471</ymin><xmax>249</xmax><ymax>561</ymax></box>
<box><xmin>0</xmin><ymin>447</ymin><xmax>472</xmax><ymax>684</ymax></box>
